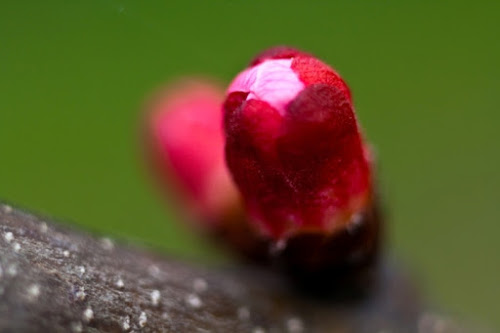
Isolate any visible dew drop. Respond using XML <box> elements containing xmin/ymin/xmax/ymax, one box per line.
<box><xmin>12</xmin><ymin>242</ymin><xmax>21</xmax><ymax>252</ymax></box>
<box><xmin>83</xmin><ymin>307</ymin><xmax>94</xmax><ymax>322</ymax></box>
<box><xmin>100</xmin><ymin>237</ymin><xmax>114</xmax><ymax>251</ymax></box>
<box><xmin>27</xmin><ymin>284</ymin><xmax>40</xmax><ymax>301</ymax></box>
<box><xmin>193</xmin><ymin>278</ymin><xmax>208</xmax><ymax>293</ymax></box>
<box><xmin>7</xmin><ymin>264</ymin><xmax>17</xmax><ymax>277</ymax></box>
<box><xmin>185</xmin><ymin>293</ymin><xmax>202</xmax><ymax>308</ymax></box>
<box><xmin>138</xmin><ymin>311</ymin><xmax>148</xmax><ymax>327</ymax></box>
<box><xmin>269</xmin><ymin>239</ymin><xmax>287</xmax><ymax>256</ymax></box>
<box><xmin>151</xmin><ymin>289</ymin><xmax>161</xmax><ymax>306</ymax></box>
<box><xmin>63</xmin><ymin>250</ymin><xmax>70</xmax><ymax>257</ymax></box>
<box><xmin>3</xmin><ymin>205</ymin><xmax>12</xmax><ymax>214</ymax></box>
<box><xmin>75</xmin><ymin>286</ymin><xmax>86</xmax><ymax>301</ymax></box>
<box><xmin>4</xmin><ymin>232</ymin><xmax>13</xmax><ymax>243</ymax></box>
<box><xmin>148</xmin><ymin>265</ymin><xmax>161</xmax><ymax>277</ymax></box>
<box><xmin>77</xmin><ymin>266</ymin><xmax>86</xmax><ymax>276</ymax></box>
<box><xmin>122</xmin><ymin>315</ymin><xmax>131</xmax><ymax>331</ymax></box>
<box><xmin>347</xmin><ymin>213</ymin><xmax>363</xmax><ymax>234</ymax></box>
<box><xmin>116</xmin><ymin>278</ymin><xmax>124</xmax><ymax>289</ymax></box>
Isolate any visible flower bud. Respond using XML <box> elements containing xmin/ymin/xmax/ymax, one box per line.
<box><xmin>145</xmin><ymin>79</ymin><xmax>239</xmax><ymax>226</ymax></box>
<box><xmin>224</xmin><ymin>47</ymin><xmax>379</xmax><ymax>273</ymax></box>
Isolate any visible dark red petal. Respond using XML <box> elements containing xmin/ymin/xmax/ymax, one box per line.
<box><xmin>292</xmin><ymin>56</ymin><xmax>352</xmax><ymax>102</ymax></box>
<box><xmin>224</xmin><ymin>99</ymin><xmax>299</xmax><ymax>236</ymax></box>
<box><xmin>277</xmin><ymin>84</ymin><xmax>370</xmax><ymax>230</ymax></box>
<box><xmin>223</xmin><ymin>91</ymin><xmax>248</xmax><ymax>115</ymax></box>
<box><xmin>250</xmin><ymin>46</ymin><xmax>310</xmax><ymax>66</ymax></box>
<box><xmin>224</xmin><ymin>99</ymin><xmax>283</xmax><ymax>169</ymax></box>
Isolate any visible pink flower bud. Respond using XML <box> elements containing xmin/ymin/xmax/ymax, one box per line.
<box><xmin>145</xmin><ymin>79</ymin><xmax>239</xmax><ymax>226</ymax></box>
<box><xmin>224</xmin><ymin>47</ymin><xmax>374</xmax><ymax>242</ymax></box>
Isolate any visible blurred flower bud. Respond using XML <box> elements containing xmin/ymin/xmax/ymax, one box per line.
<box><xmin>145</xmin><ymin>79</ymin><xmax>239</xmax><ymax>227</ymax></box>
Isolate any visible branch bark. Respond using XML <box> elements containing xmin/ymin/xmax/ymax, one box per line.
<box><xmin>0</xmin><ymin>203</ymin><xmax>470</xmax><ymax>332</ymax></box>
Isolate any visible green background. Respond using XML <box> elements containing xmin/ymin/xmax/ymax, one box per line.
<box><xmin>1</xmin><ymin>1</ymin><xmax>498</xmax><ymax>329</ymax></box>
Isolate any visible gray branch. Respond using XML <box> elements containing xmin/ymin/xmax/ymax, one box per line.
<box><xmin>0</xmin><ymin>203</ymin><xmax>471</xmax><ymax>332</ymax></box>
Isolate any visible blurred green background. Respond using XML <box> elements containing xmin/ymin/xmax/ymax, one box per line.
<box><xmin>1</xmin><ymin>1</ymin><xmax>499</xmax><ymax>329</ymax></box>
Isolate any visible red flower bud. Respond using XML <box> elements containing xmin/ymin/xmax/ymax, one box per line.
<box><xmin>224</xmin><ymin>47</ymin><xmax>379</xmax><ymax>272</ymax></box>
<box><xmin>145</xmin><ymin>79</ymin><xmax>239</xmax><ymax>226</ymax></box>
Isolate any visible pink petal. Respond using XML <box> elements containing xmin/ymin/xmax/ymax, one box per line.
<box><xmin>228</xmin><ymin>59</ymin><xmax>305</xmax><ymax>115</ymax></box>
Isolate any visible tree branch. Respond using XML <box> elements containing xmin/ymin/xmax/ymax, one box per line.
<box><xmin>0</xmin><ymin>203</ymin><xmax>471</xmax><ymax>332</ymax></box>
